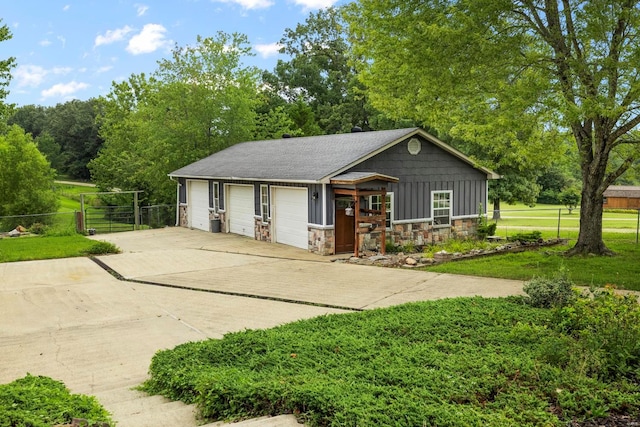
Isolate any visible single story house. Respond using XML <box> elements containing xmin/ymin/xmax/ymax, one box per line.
<box><xmin>603</xmin><ymin>185</ymin><xmax>640</xmax><ymax>209</ymax></box>
<box><xmin>169</xmin><ymin>127</ymin><xmax>499</xmax><ymax>256</ymax></box>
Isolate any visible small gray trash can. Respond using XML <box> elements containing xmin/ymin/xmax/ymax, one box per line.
<box><xmin>211</xmin><ymin>219</ymin><xmax>221</xmax><ymax>233</ymax></box>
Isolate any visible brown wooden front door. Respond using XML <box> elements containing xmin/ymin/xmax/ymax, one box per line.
<box><xmin>335</xmin><ymin>199</ymin><xmax>355</xmax><ymax>253</ymax></box>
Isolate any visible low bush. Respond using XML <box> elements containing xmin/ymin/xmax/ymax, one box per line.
<box><xmin>0</xmin><ymin>374</ymin><xmax>112</xmax><ymax>427</ymax></box>
<box><xmin>141</xmin><ymin>298</ymin><xmax>640</xmax><ymax>426</ymax></box>
<box><xmin>83</xmin><ymin>241</ymin><xmax>120</xmax><ymax>255</ymax></box>
<box><xmin>556</xmin><ymin>286</ymin><xmax>640</xmax><ymax>381</ymax></box>
<box><xmin>508</xmin><ymin>231</ymin><xmax>543</xmax><ymax>243</ymax></box>
<box><xmin>523</xmin><ymin>267</ymin><xmax>575</xmax><ymax>308</ymax></box>
<box><xmin>28</xmin><ymin>222</ymin><xmax>49</xmax><ymax>235</ymax></box>
<box><xmin>477</xmin><ymin>221</ymin><xmax>497</xmax><ymax>239</ymax></box>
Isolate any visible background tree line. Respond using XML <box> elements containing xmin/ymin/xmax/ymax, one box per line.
<box><xmin>2</xmin><ymin>2</ymin><xmax>640</xmax><ymax>255</ymax></box>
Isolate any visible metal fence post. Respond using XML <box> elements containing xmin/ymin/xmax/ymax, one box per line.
<box><xmin>636</xmin><ymin>209</ymin><xmax>640</xmax><ymax>245</ymax></box>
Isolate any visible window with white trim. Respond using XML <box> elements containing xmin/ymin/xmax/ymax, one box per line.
<box><xmin>212</xmin><ymin>182</ymin><xmax>220</xmax><ymax>212</ymax></box>
<box><xmin>369</xmin><ymin>192</ymin><xmax>394</xmax><ymax>229</ymax></box>
<box><xmin>432</xmin><ymin>191</ymin><xmax>452</xmax><ymax>226</ymax></box>
<box><xmin>260</xmin><ymin>185</ymin><xmax>269</xmax><ymax>222</ymax></box>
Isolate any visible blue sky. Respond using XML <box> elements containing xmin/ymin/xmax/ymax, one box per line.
<box><xmin>3</xmin><ymin>0</ymin><xmax>346</xmax><ymax>107</ymax></box>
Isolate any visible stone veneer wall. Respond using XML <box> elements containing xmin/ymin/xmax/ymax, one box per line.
<box><xmin>308</xmin><ymin>226</ymin><xmax>334</xmax><ymax>256</ymax></box>
<box><xmin>388</xmin><ymin>218</ymin><xmax>479</xmax><ymax>248</ymax></box>
<box><xmin>179</xmin><ymin>204</ymin><xmax>188</xmax><ymax>227</ymax></box>
<box><xmin>255</xmin><ymin>217</ymin><xmax>271</xmax><ymax>242</ymax></box>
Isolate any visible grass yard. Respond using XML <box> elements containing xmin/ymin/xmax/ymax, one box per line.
<box><xmin>142</xmin><ymin>297</ymin><xmax>640</xmax><ymax>426</ymax></box>
<box><xmin>0</xmin><ymin>234</ymin><xmax>119</xmax><ymax>262</ymax></box>
<box><xmin>425</xmin><ymin>233</ymin><xmax>640</xmax><ymax>290</ymax></box>
<box><xmin>490</xmin><ymin>203</ymin><xmax>639</xmax><ymax>238</ymax></box>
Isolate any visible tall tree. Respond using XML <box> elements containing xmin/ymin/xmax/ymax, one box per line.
<box><xmin>91</xmin><ymin>33</ymin><xmax>258</xmax><ymax>204</ymax></box>
<box><xmin>46</xmin><ymin>99</ymin><xmax>103</xmax><ymax>180</ymax></box>
<box><xmin>7</xmin><ymin>105</ymin><xmax>47</xmax><ymax>139</ymax></box>
<box><xmin>0</xmin><ymin>19</ymin><xmax>15</xmax><ymax>125</ymax></box>
<box><xmin>262</xmin><ymin>7</ymin><xmax>371</xmax><ymax>134</ymax></box>
<box><xmin>0</xmin><ymin>126</ymin><xmax>58</xmax><ymax>228</ymax></box>
<box><xmin>346</xmin><ymin>0</ymin><xmax>640</xmax><ymax>255</ymax></box>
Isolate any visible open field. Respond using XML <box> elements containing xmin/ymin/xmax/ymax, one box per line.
<box><xmin>489</xmin><ymin>203</ymin><xmax>639</xmax><ymax>239</ymax></box>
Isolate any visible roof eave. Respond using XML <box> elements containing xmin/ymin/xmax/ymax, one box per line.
<box><xmin>168</xmin><ymin>173</ymin><xmax>320</xmax><ymax>184</ymax></box>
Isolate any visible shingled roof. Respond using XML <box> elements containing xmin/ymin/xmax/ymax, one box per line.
<box><xmin>604</xmin><ymin>185</ymin><xmax>640</xmax><ymax>198</ymax></box>
<box><xmin>169</xmin><ymin>127</ymin><xmax>498</xmax><ymax>183</ymax></box>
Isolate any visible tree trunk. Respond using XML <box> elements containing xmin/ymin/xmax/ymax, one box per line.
<box><xmin>492</xmin><ymin>198</ymin><xmax>501</xmax><ymax>220</ymax></box>
<box><xmin>566</xmin><ymin>162</ymin><xmax>613</xmax><ymax>256</ymax></box>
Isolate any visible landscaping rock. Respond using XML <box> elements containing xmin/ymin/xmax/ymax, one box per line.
<box><xmin>405</xmin><ymin>257</ymin><xmax>418</xmax><ymax>266</ymax></box>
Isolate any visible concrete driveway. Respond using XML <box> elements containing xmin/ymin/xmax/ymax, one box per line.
<box><xmin>0</xmin><ymin>227</ymin><xmax>525</xmax><ymax>427</ymax></box>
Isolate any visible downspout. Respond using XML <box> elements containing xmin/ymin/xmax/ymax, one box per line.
<box><xmin>170</xmin><ymin>176</ymin><xmax>180</xmax><ymax>226</ymax></box>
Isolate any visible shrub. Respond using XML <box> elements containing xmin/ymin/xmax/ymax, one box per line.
<box><xmin>476</xmin><ymin>222</ymin><xmax>497</xmax><ymax>240</ymax></box>
<box><xmin>523</xmin><ymin>267</ymin><xmax>575</xmax><ymax>308</ymax></box>
<box><xmin>556</xmin><ymin>286</ymin><xmax>640</xmax><ymax>381</ymax></box>
<box><xmin>83</xmin><ymin>241</ymin><xmax>120</xmax><ymax>255</ymax></box>
<box><xmin>508</xmin><ymin>231</ymin><xmax>543</xmax><ymax>243</ymax></box>
<box><xmin>28</xmin><ymin>222</ymin><xmax>49</xmax><ymax>235</ymax></box>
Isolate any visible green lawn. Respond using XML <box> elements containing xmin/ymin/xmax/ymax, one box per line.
<box><xmin>490</xmin><ymin>203</ymin><xmax>639</xmax><ymax>236</ymax></box>
<box><xmin>0</xmin><ymin>234</ymin><xmax>118</xmax><ymax>262</ymax></box>
<box><xmin>426</xmin><ymin>236</ymin><xmax>640</xmax><ymax>289</ymax></box>
<box><xmin>142</xmin><ymin>297</ymin><xmax>640</xmax><ymax>426</ymax></box>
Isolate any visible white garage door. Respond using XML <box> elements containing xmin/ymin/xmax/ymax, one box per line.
<box><xmin>273</xmin><ymin>187</ymin><xmax>308</xmax><ymax>249</ymax></box>
<box><xmin>227</xmin><ymin>185</ymin><xmax>255</xmax><ymax>238</ymax></box>
<box><xmin>188</xmin><ymin>180</ymin><xmax>210</xmax><ymax>231</ymax></box>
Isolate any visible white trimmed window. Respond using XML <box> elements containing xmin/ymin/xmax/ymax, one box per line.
<box><xmin>432</xmin><ymin>191</ymin><xmax>452</xmax><ymax>226</ymax></box>
<box><xmin>212</xmin><ymin>182</ymin><xmax>220</xmax><ymax>212</ymax></box>
<box><xmin>260</xmin><ymin>185</ymin><xmax>269</xmax><ymax>222</ymax></box>
<box><xmin>369</xmin><ymin>192</ymin><xmax>394</xmax><ymax>229</ymax></box>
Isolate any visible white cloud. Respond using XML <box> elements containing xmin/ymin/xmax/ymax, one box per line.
<box><xmin>39</xmin><ymin>39</ymin><xmax>52</xmax><ymax>47</ymax></box>
<box><xmin>95</xmin><ymin>26</ymin><xmax>134</xmax><ymax>47</ymax></box>
<box><xmin>57</xmin><ymin>35</ymin><xmax>66</xmax><ymax>47</ymax></box>
<box><xmin>212</xmin><ymin>0</ymin><xmax>274</xmax><ymax>10</ymax></box>
<box><xmin>14</xmin><ymin>65</ymin><xmax>48</xmax><ymax>87</ymax></box>
<box><xmin>126</xmin><ymin>24</ymin><xmax>171</xmax><ymax>55</ymax></box>
<box><xmin>41</xmin><ymin>81</ymin><xmax>89</xmax><ymax>99</ymax></box>
<box><xmin>51</xmin><ymin>67</ymin><xmax>73</xmax><ymax>75</ymax></box>
<box><xmin>254</xmin><ymin>42</ymin><xmax>282</xmax><ymax>58</ymax></box>
<box><xmin>135</xmin><ymin>4</ymin><xmax>149</xmax><ymax>16</ymax></box>
<box><xmin>63</xmin><ymin>4</ymin><xmax>71</xmax><ymax>11</ymax></box>
<box><xmin>14</xmin><ymin>65</ymin><xmax>73</xmax><ymax>88</ymax></box>
<box><xmin>96</xmin><ymin>66</ymin><xmax>113</xmax><ymax>74</ymax></box>
<box><xmin>292</xmin><ymin>0</ymin><xmax>337</xmax><ymax>9</ymax></box>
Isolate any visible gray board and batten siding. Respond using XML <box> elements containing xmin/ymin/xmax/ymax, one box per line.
<box><xmin>344</xmin><ymin>135</ymin><xmax>488</xmax><ymax>221</ymax></box>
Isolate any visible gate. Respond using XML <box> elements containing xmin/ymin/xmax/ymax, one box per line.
<box><xmin>84</xmin><ymin>205</ymin><xmax>136</xmax><ymax>234</ymax></box>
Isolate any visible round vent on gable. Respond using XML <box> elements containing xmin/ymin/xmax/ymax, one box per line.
<box><xmin>407</xmin><ymin>137</ymin><xmax>421</xmax><ymax>155</ymax></box>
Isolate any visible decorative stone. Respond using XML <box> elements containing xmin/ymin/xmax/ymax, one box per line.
<box><xmin>405</xmin><ymin>257</ymin><xmax>418</xmax><ymax>265</ymax></box>
<box><xmin>369</xmin><ymin>255</ymin><xmax>388</xmax><ymax>261</ymax></box>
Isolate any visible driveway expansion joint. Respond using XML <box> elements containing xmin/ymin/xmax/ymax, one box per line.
<box><xmin>89</xmin><ymin>256</ymin><xmax>360</xmax><ymax>313</ymax></box>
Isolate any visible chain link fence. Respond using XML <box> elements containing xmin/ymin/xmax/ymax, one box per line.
<box><xmin>1</xmin><ymin>204</ymin><xmax>176</xmax><ymax>235</ymax></box>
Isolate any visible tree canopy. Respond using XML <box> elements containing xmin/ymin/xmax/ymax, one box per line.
<box><xmin>345</xmin><ymin>0</ymin><xmax>640</xmax><ymax>255</ymax></box>
<box><xmin>90</xmin><ymin>33</ymin><xmax>259</xmax><ymax>204</ymax></box>
<box><xmin>0</xmin><ymin>19</ymin><xmax>15</xmax><ymax>125</ymax></box>
<box><xmin>0</xmin><ymin>125</ymin><xmax>59</xmax><ymax>228</ymax></box>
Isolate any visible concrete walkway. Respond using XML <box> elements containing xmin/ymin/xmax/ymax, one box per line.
<box><xmin>0</xmin><ymin>228</ymin><xmax>526</xmax><ymax>427</ymax></box>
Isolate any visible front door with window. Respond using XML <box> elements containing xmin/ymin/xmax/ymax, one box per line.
<box><xmin>335</xmin><ymin>198</ymin><xmax>355</xmax><ymax>253</ymax></box>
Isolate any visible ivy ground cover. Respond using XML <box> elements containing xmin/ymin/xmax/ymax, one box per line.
<box><xmin>142</xmin><ymin>297</ymin><xmax>640</xmax><ymax>426</ymax></box>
